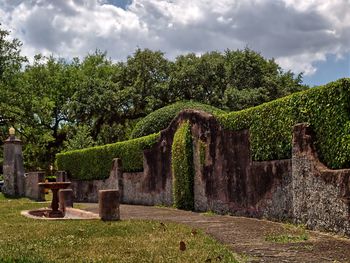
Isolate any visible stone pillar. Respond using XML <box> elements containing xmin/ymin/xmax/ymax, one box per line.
<box><xmin>110</xmin><ymin>158</ymin><xmax>123</xmax><ymax>195</ymax></box>
<box><xmin>24</xmin><ymin>172</ymin><xmax>46</xmax><ymax>201</ymax></box>
<box><xmin>2</xmin><ymin>128</ymin><xmax>25</xmax><ymax>197</ymax></box>
<box><xmin>99</xmin><ymin>189</ymin><xmax>120</xmax><ymax>221</ymax></box>
<box><xmin>59</xmin><ymin>189</ymin><xmax>73</xmax><ymax>213</ymax></box>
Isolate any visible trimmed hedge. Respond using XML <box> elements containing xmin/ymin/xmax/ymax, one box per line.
<box><xmin>218</xmin><ymin>78</ymin><xmax>350</xmax><ymax>169</ymax></box>
<box><xmin>56</xmin><ymin>133</ymin><xmax>159</xmax><ymax>180</ymax></box>
<box><xmin>171</xmin><ymin>121</ymin><xmax>194</xmax><ymax>210</ymax></box>
<box><xmin>131</xmin><ymin>101</ymin><xmax>225</xmax><ymax>139</ymax></box>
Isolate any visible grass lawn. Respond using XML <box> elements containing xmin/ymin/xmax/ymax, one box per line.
<box><xmin>0</xmin><ymin>194</ymin><xmax>240</xmax><ymax>262</ymax></box>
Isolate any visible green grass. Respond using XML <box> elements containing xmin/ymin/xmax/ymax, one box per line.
<box><xmin>0</xmin><ymin>194</ymin><xmax>240</xmax><ymax>262</ymax></box>
<box><xmin>201</xmin><ymin>210</ymin><xmax>218</xmax><ymax>217</ymax></box>
<box><xmin>265</xmin><ymin>224</ymin><xmax>309</xmax><ymax>244</ymax></box>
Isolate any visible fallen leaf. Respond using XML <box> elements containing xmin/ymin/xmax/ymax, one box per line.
<box><xmin>179</xmin><ymin>241</ymin><xmax>186</xmax><ymax>251</ymax></box>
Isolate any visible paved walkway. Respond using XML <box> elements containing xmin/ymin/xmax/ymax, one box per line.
<box><xmin>82</xmin><ymin>204</ymin><xmax>350</xmax><ymax>263</ymax></box>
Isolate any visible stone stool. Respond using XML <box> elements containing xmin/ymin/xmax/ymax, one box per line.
<box><xmin>99</xmin><ymin>189</ymin><xmax>120</xmax><ymax>221</ymax></box>
<box><xmin>59</xmin><ymin>189</ymin><xmax>73</xmax><ymax>213</ymax></box>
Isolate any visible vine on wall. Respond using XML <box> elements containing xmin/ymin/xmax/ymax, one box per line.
<box><xmin>171</xmin><ymin>121</ymin><xmax>194</xmax><ymax>210</ymax></box>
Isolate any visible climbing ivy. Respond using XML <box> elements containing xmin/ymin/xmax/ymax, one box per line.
<box><xmin>218</xmin><ymin>78</ymin><xmax>350</xmax><ymax>168</ymax></box>
<box><xmin>171</xmin><ymin>121</ymin><xmax>194</xmax><ymax>210</ymax></box>
<box><xmin>56</xmin><ymin>133</ymin><xmax>159</xmax><ymax>180</ymax></box>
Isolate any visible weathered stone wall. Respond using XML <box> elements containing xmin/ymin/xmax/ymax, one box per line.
<box><xmin>292</xmin><ymin>124</ymin><xmax>350</xmax><ymax>235</ymax></box>
<box><xmin>58</xmin><ymin>110</ymin><xmax>350</xmax><ymax>236</ymax></box>
<box><xmin>24</xmin><ymin>172</ymin><xmax>45</xmax><ymax>201</ymax></box>
<box><xmin>68</xmin><ymin>159</ymin><xmax>120</xmax><ymax>202</ymax></box>
<box><xmin>187</xmin><ymin>110</ymin><xmax>292</xmax><ymax>219</ymax></box>
<box><xmin>66</xmin><ymin>158</ymin><xmax>173</xmax><ymax>205</ymax></box>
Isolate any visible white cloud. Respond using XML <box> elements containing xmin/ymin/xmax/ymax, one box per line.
<box><xmin>0</xmin><ymin>0</ymin><xmax>349</xmax><ymax>76</ymax></box>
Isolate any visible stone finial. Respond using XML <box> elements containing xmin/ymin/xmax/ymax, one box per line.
<box><xmin>9</xmin><ymin>127</ymin><xmax>15</xmax><ymax>136</ymax></box>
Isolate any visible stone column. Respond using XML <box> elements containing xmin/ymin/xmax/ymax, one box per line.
<box><xmin>2</xmin><ymin>128</ymin><xmax>25</xmax><ymax>197</ymax></box>
<box><xmin>59</xmin><ymin>189</ymin><xmax>73</xmax><ymax>213</ymax></box>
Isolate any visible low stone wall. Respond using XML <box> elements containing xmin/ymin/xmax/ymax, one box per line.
<box><xmin>24</xmin><ymin>172</ymin><xmax>45</xmax><ymax>201</ymax></box>
<box><xmin>67</xmin><ymin>159</ymin><xmax>120</xmax><ymax>202</ymax></box>
<box><xmin>121</xmin><ymin>171</ymin><xmax>172</xmax><ymax>205</ymax></box>
<box><xmin>292</xmin><ymin>124</ymin><xmax>350</xmax><ymax>235</ymax></box>
<box><xmin>66</xmin><ymin>157</ymin><xmax>173</xmax><ymax>205</ymax></box>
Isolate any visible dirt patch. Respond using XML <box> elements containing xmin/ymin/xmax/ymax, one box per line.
<box><xmin>82</xmin><ymin>204</ymin><xmax>350</xmax><ymax>262</ymax></box>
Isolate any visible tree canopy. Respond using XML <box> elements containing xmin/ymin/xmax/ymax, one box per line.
<box><xmin>0</xmin><ymin>25</ymin><xmax>307</xmax><ymax>170</ymax></box>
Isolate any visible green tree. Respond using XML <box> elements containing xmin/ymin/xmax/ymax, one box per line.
<box><xmin>0</xmin><ymin>25</ymin><xmax>27</xmax><ymax>142</ymax></box>
<box><xmin>223</xmin><ymin>48</ymin><xmax>306</xmax><ymax>110</ymax></box>
<box><xmin>63</xmin><ymin>125</ymin><xmax>95</xmax><ymax>151</ymax></box>
<box><xmin>169</xmin><ymin>52</ymin><xmax>226</xmax><ymax>107</ymax></box>
<box><xmin>9</xmin><ymin>55</ymin><xmax>78</xmax><ymax>169</ymax></box>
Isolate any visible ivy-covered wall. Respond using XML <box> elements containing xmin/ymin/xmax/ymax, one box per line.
<box><xmin>56</xmin><ymin>133</ymin><xmax>159</xmax><ymax>180</ymax></box>
<box><xmin>218</xmin><ymin>78</ymin><xmax>350</xmax><ymax>169</ymax></box>
<box><xmin>171</xmin><ymin>121</ymin><xmax>194</xmax><ymax>210</ymax></box>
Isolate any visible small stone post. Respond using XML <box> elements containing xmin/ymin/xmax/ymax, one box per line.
<box><xmin>3</xmin><ymin>127</ymin><xmax>25</xmax><ymax>197</ymax></box>
<box><xmin>59</xmin><ymin>189</ymin><xmax>74</xmax><ymax>213</ymax></box>
<box><xmin>99</xmin><ymin>189</ymin><xmax>120</xmax><ymax>221</ymax></box>
<box><xmin>56</xmin><ymin>171</ymin><xmax>67</xmax><ymax>182</ymax></box>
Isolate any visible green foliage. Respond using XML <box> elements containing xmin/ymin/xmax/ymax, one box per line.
<box><xmin>131</xmin><ymin>101</ymin><xmax>225</xmax><ymax>138</ymax></box>
<box><xmin>172</xmin><ymin>121</ymin><xmax>194</xmax><ymax>210</ymax></box>
<box><xmin>63</xmin><ymin>125</ymin><xmax>95</xmax><ymax>151</ymax></box>
<box><xmin>218</xmin><ymin>78</ymin><xmax>350</xmax><ymax>168</ymax></box>
<box><xmin>56</xmin><ymin>133</ymin><xmax>159</xmax><ymax>180</ymax></box>
<box><xmin>0</xmin><ymin>25</ymin><xmax>306</xmax><ymax>170</ymax></box>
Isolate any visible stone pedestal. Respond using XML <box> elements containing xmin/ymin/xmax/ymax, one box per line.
<box><xmin>3</xmin><ymin>134</ymin><xmax>25</xmax><ymax>197</ymax></box>
<box><xmin>59</xmin><ymin>189</ymin><xmax>74</xmax><ymax>212</ymax></box>
<box><xmin>99</xmin><ymin>190</ymin><xmax>120</xmax><ymax>221</ymax></box>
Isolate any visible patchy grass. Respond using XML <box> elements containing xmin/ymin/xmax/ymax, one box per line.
<box><xmin>0</xmin><ymin>193</ymin><xmax>240</xmax><ymax>263</ymax></box>
<box><xmin>201</xmin><ymin>210</ymin><xmax>218</xmax><ymax>217</ymax></box>
<box><xmin>265</xmin><ymin>223</ymin><xmax>309</xmax><ymax>244</ymax></box>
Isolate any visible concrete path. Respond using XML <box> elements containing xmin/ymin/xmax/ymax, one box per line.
<box><xmin>82</xmin><ymin>203</ymin><xmax>350</xmax><ymax>263</ymax></box>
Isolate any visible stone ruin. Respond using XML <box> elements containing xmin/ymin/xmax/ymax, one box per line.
<box><xmin>60</xmin><ymin>110</ymin><xmax>350</xmax><ymax>236</ymax></box>
<box><xmin>3</xmin><ymin>110</ymin><xmax>350</xmax><ymax>234</ymax></box>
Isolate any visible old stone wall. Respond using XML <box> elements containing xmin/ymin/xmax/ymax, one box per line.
<box><xmin>58</xmin><ymin>110</ymin><xmax>350</xmax><ymax>236</ymax></box>
<box><xmin>68</xmin><ymin>159</ymin><xmax>120</xmax><ymax>202</ymax></box>
<box><xmin>24</xmin><ymin>172</ymin><xmax>45</xmax><ymax>201</ymax></box>
<box><xmin>186</xmin><ymin>110</ymin><xmax>292</xmax><ymax>219</ymax></box>
<box><xmin>66</xmin><ymin>158</ymin><xmax>173</xmax><ymax>205</ymax></box>
<box><xmin>292</xmin><ymin>124</ymin><xmax>350</xmax><ymax>235</ymax></box>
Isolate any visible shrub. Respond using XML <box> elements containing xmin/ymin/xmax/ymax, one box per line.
<box><xmin>56</xmin><ymin>133</ymin><xmax>159</xmax><ymax>180</ymax></box>
<box><xmin>171</xmin><ymin>121</ymin><xmax>194</xmax><ymax>210</ymax></box>
<box><xmin>131</xmin><ymin>101</ymin><xmax>225</xmax><ymax>139</ymax></box>
<box><xmin>218</xmin><ymin>78</ymin><xmax>350</xmax><ymax>168</ymax></box>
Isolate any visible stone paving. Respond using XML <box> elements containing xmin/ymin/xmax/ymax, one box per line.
<box><xmin>82</xmin><ymin>203</ymin><xmax>350</xmax><ymax>263</ymax></box>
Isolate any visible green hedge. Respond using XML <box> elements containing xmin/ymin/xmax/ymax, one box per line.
<box><xmin>131</xmin><ymin>101</ymin><xmax>225</xmax><ymax>139</ymax></box>
<box><xmin>171</xmin><ymin>121</ymin><xmax>194</xmax><ymax>210</ymax></box>
<box><xmin>56</xmin><ymin>133</ymin><xmax>159</xmax><ymax>180</ymax></box>
<box><xmin>218</xmin><ymin>78</ymin><xmax>350</xmax><ymax>168</ymax></box>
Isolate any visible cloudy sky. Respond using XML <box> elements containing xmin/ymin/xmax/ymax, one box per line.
<box><xmin>1</xmin><ymin>0</ymin><xmax>349</xmax><ymax>86</ymax></box>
